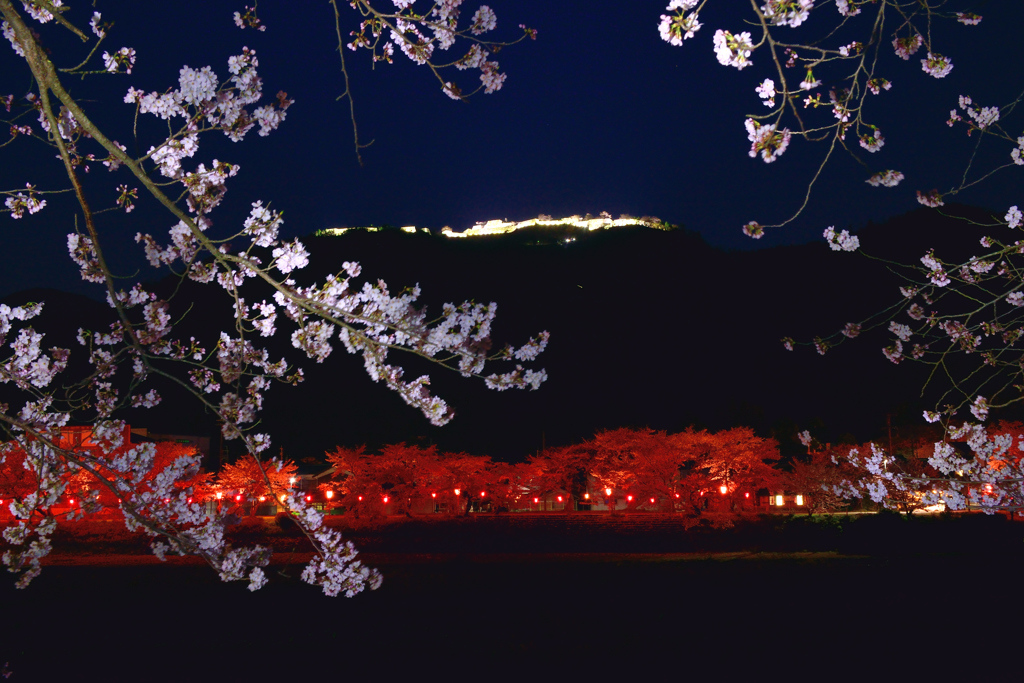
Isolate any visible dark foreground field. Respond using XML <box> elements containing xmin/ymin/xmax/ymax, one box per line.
<box><xmin>3</xmin><ymin>513</ymin><xmax>1023</xmax><ymax>680</ymax></box>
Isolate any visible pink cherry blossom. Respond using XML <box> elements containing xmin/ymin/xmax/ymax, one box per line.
<box><xmin>713</xmin><ymin>30</ymin><xmax>754</xmax><ymax>70</ymax></box>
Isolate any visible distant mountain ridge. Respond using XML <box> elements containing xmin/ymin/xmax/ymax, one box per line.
<box><xmin>2</xmin><ymin>204</ymin><xmax>1012</xmax><ymax>464</ymax></box>
<box><xmin>316</xmin><ymin>212</ymin><xmax>673</xmax><ymax>245</ymax></box>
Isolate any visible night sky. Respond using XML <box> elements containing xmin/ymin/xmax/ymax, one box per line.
<box><xmin>2</xmin><ymin>1</ymin><xmax>1023</xmax><ymax>460</ymax></box>
<box><xmin>3</xmin><ymin>0</ymin><xmax>1023</xmax><ymax>294</ymax></box>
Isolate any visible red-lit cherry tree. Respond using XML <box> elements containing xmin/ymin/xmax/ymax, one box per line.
<box><xmin>326</xmin><ymin>442</ymin><xmax>436</xmax><ymax>517</ymax></box>
<box><xmin>529</xmin><ymin>427</ymin><xmax>779</xmax><ymax>519</ymax></box>
<box><xmin>217</xmin><ymin>452</ymin><xmax>297</xmax><ymax>514</ymax></box>
<box><xmin>324</xmin><ymin>443</ymin><xmax>498</xmax><ymax>516</ymax></box>
<box><xmin>658</xmin><ymin>1</ymin><xmax>1024</xmax><ymax>512</ymax></box>
<box><xmin>0</xmin><ymin>0</ymin><xmax>545</xmax><ymax>594</ymax></box>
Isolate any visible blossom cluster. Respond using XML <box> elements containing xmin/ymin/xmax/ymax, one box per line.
<box><xmin>760</xmin><ymin>0</ymin><xmax>814</xmax><ymax>29</ymax></box>
<box><xmin>833</xmin><ymin>422</ymin><xmax>1024</xmax><ymax>515</ymax></box>
<box><xmin>3</xmin><ymin>183</ymin><xmax>46</xmax><ymax>218</ymax></box>
<box><xmin>745</xmin><ymin>118</ymin><xmax>791</xmax><ymax>163</ymax></box>
<box><xmin>658</xmin><ymin>0</ymin><xmax>701</xmax><ymax>46</ymax></box>
<box><xmin>948</xmin><ymin>94</ymin><xmax>1001</xmax><ymax>133</ymax></box>
<box><xmin>865</xmin><ymin>170</ymin><xmax>903</xmax><ymax>187</ymax></box>
<box><xmin>823</xmin><ymin>226</ymin><xmax>859</xmax><ymax>252</ymax></box>
<box><xmin>344</xmin><ymin>1</ymin><xmax>533</xmax><ymax>99</ymax></box>
<box><xmin>712</xmin><ymin>30</ymin><xmax>754</xmax><ymax>70</ymax></box>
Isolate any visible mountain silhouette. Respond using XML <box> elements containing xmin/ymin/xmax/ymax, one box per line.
<box><xmin>3</xmin><ymin>204</ymin><xmax>1013</xmax><ymax>466</ymax></box>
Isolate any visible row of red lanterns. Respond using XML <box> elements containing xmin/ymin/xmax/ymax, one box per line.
<box><xmin>40</xmin><ymin>486</ymin><xmax>754</xmax><ymax>509</ymax></box>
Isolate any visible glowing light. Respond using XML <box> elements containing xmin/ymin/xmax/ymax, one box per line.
<box><xmin>674</xmin><ymin>493</ymin><xmax>680</xmax><ymax>498</ymax></box>
<box><xmin>533</xmin><ymin>497</ymin><xmax>539</xmax><ymax>503</ymax></box>
<box><xmin>775</xmin><ymin>494</ymin><xmax>784</xmax><ymax>506</ymax></box>
<box><xmin>289</xmin><ymin>476</ymin><xmax>296</xmax><ymax>485</ymax></box>
<box><xmin>627</xmin><ymin>495</ymin><xmax>633</xmax><ymax>502</ymax></box>
<box><xmin>480</xmin><ymin>491</ymin><xmax>486</xmax><ymax>497</ymax></box>
<box><xmin>605</xmin><ymin>488</ymin><xmax>612</xmax><ymax>496</ymax></box>
<box><xmin>235</xmin><ymin>494</ymin><xmax>242</xmax><ymax>502</ymax></box>
<box><xmin>440</xmin><ymin>215</ymin><xmax>667</xmax><ymax>238</ymax></box>
<box><xmin>985</xmin><ymin>484</ymin><xmax>993</xmax><ymax>493</ymax></box>
<box><xmin>650</xmin><ymin>498</ymin><xmax>655</xmax><ymax>504</ymax></box>
<box><xmin>280</xmin><ymin>494</ymin><xmax>287</xmax><ymax>502</ymax></box>
<box><xmin>216</xmin><ymin>492</ymin><xmax>223</xmax><ymax>500</ymax></box>
<box><xmin>431</xmin><ymin>492</ymin><xmax>436</xmax><ymax>498</ymax></box>
<box><xmin>306</xmin><ymin>495</ymin><xmax>312</xmax><ymax>502</ymax></box>
<box><xmin>557</xmin><ymin>496</ymin><xmax>563</xmax><ymax>503</ymax></box>
<box><xmin>357</xmin><ymin>495</ymin><xmax>363</xmax><ymax>502</ymax></box>
<box><xmin>259</xmin><ymin>496</ymin><xmax>266</xmax><ymax>502</ymax></box>
<box><xmin>719</xmin><ymin>485</ymin><xmax>728</xmax><ymax>495</ymax></box>
<box><xmin>383</xmin><ymin>496</ymin><xmax>389</xmax><ymax>503</ymax></box>
<box><xmin>584</xmin><ymin>493</ymin><xmax>590</xmax><ymax>500</ymax></box>
<box><xmin>796</xmin><ymin>494</ymin><xmax>804</xmax><ymax>506</ymax></box>
<box><xmin>454</xmin><ymin>489</ymin><xmax>461</xmax><ymax>496</ymax></box>
<box><xmin>326</xmin><ymin>491</ymin><xmax>335</xmax><ymax>500</ymax></box>
<box><xmin>69</xmin><ymin>498</ymin><xmax>75</xmax><ymax>505</ymax></box>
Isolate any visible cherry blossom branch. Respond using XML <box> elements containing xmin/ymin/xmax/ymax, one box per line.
<box><xmin>330</xmin><ymin>0</ymin><xmax>373</xmax><ymax>166</ymax></box>
<box><xmin>0</xmin><ymin>0</ymin><xmax>543</xmax><ymax>595</ymax></box>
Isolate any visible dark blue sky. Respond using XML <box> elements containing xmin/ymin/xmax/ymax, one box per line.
<box><xmin>2</xmin><ymin>0</ymin><xmax>1022</xmax><ymax>456</ymax></box>
<box><xmin>2</xmin><ymin>0</ymin><xmax>1022</xmax><ymax>296</ymax></box>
